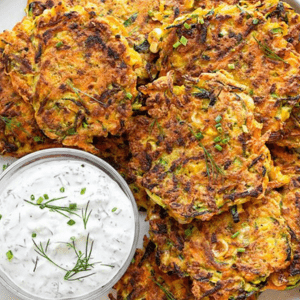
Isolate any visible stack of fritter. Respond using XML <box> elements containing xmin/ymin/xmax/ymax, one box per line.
<box><xmin>1</xmin><ymin>0</ymin><xmax>300</xmax><ymax>298</ymax></box>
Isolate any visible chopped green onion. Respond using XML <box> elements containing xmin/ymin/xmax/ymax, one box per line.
<box><xmin>37</xmin><ymin>197</ymin><xmax>44</xmax><ymax>205</ymax></box>
<box><xmin>123</xmin><ymin>12</ymin><xmax>138</xmax><ymax>27</ymax></box>
<box><xmin>0</xmin><ymin>214</ymin><xmax>2</xmax><ymax>220</ymax></box>
<box><xmin>30</xmin><ymin>195</ymin><xmax>35</xmax><ymax>201</ymax></box>
<box><xmin>252</xmin><ymin>18</ymin><xmax>259</xmax><ymax>24</ymax></box>
<box><xmin>249</xmin><ymin>89</ymin><xmax>254</xmax><ymax>96</ymax></box>
<box><xmin>69</xmin><ymin>203</ymin><xmax>77</xmax><ymax>210</ymax></box>
<box><xmin>180</xmin><ymin>36</ymin><xmax>188</xmax><ymax>46</ymax></box>
<box><xmin>215</xmin><ymin>115</ymin><xmax>222</xmax><ymax>123</ymax></box>
<box><xmin>215</xmin><ymin>144</ymin><xmax>223</xmax><ymax>151</ymax></box>
<box><xmin>126</xmin><ymin>92</ymin><xmax>133</xmax><ymax>99</ymax></box>
<box><xmin>6</xmin><ymin>250</ymin><xmax>13</xmax><ymax>261</ymax></box>
<box><xmin>221</xmin><ymin>138</ymin><xmax>229</xmax><ymax>144</ymax></box>
<box><xmin>173</xmin><ymin>41</ymin><xmax>181</xmax><ymax>49</ymax></box>
<box><xmin>60</xmin><ymin>187</ymin><xmax>65</xmax><ymax>193</ymax></box>
<box><xmin>195</xmin><ymin>132</ymin><xmax>204</xmax><ymax>140</ymax></box>
<box><xmin>214</xmin><ymin>136</ymin><xmax>221</xmax><ymax>142</ymax></box>
<box><xmin>237</xmin><ymin>248</ymin><xmax>246</xmax><ymax>253</ymax></box>
<box><xmin>271</xmin><ymin>28</ymin><xmax>282</xmax><ymax>34</ymax></box>
<box><xmin>32</xmin><ymin>233</ymin><xmax>37</xmax><ymax>238</ymax></box>
<box><xmin>184</xmin><ymin>23</ymin><xmax>191</xmax><ymax>29</ymax></box>
<box><xmin>228</xmin><ymin>63</ymin><xmax>235</xmax><ymax>70</ymax></box>
<box><xmin>231</xmin><ymin>231</ymin><xmax>240</xmax><ymax>238</ymax></box>
<box><xmin>67</xmin><ymin>219</ymin><xmax>76</xmax><ymax>226</ymax></box>
<box><xmin>56</xmin><ymin>41</ymin><xmax>63</xmax><ymax>48</ymax></box>
<box><xmin>112</xmin><ymin>207</ymin><xmax>117</xmax><ymax>212</ymax></box>
<box><xmin>80</xmin><ymin>188</ymin><xmax>86</xmax><ymax>195</ymax></box>
<box><xmin>215</xmin><ymin>123</ymin><xmax>222</xmax><ymax>128</ymax></box>
<box><xmin>44</xmin><ymin>194</ymin><xmax>49</xmax><ymax>200</ymax></box>
<box><xmin>2</xmin><ymin>164</ymin><xmax>9</xmax><ymax>171</ymax></box>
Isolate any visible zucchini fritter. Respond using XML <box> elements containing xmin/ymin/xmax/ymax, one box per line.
<box><xmin>6</xmin><ymin>4</ymin><xmax>142</xmax><ymax>153</ymax></box>
<box><xmin>109</xmin><ymin>236</ymin><xmax>195</xmax><ymax>300</ymax></box>
<box><xmin>0</xmin><ymin>33</ymin><xmax>60</xmax><ymax>157</ymax></box>
<box><xmin>150</xmin><ymin>4</ymin><xmax>300</xmax><ymax>134</ymax></box>
<box><xmin>129</xmin><ymin>71</ymin><xmax>278</xmax><ymax>223</ymax></box>
<box><xmin>149</xmin><ymin>192</ymin><xmax>293</xmax><ymax>300</ymax></box>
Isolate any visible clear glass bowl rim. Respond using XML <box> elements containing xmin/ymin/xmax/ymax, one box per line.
<box><xmin>0</xmin><ymin>148</ymin><xmax>140</xmax><ymax>300</ymax></box>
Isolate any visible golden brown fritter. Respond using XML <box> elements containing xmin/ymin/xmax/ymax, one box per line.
<box><xmin>148</xmin><ymin>191</ymin><xmax>293</xmax><ymax>300</ymax></box>
<box><xmin>0</xmin><ymin>32</ymin><xmax>60</xmax><ymax>157</ymax></box>
<box><xmin>5</xmin><ymin>4</ymin><xmax>142</xmax><ymax>153</ymax></box>
<box><xmin>128</xmin><ymin>71</ymin><xmax>286</xmax><ymax>224</ymax></box>
<box><xmin>150</xmin><ymin>5</ymin><xmax>300</xmax><ymax>134</ymax></box>
<box><xmin>109</xmin><ymin>236</ymin><xmax>195</xmax><ymax>300</ymax></box>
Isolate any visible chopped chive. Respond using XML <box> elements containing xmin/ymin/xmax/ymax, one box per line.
<box><xmin>30</xmin><ymin>195</ymin><xmax>35</xmax><ymax>201</ymax></box>
<box><xmin>215</xmin><ymin>115</ymin><xmax>222</xmax><ymax>123</ymax></box>
<box><xmin>195</xmin><ymin>132</ymin><xmax>204</xmax><ymax>140</ymax></box>
<box><xmin>6</xmin><ymin>250</ymin><xmax>13</xmax><ymax>261</ymax></box>
<box><xmin>0</xmin><ymin>214</ymin><xmax>2</xmax><ymax>220</ymax></box>
<box><xmin>237</xmin><ymin>248</ymin><xmax>246</xmax><ymax>253</ymax></box>
<box><xmin>37</xmin><ymin>197</ymin><xmax>44</xmax><ymax>205</ymax></box>
<box><xmin>32</xmin><ymin>233</ymin><xmax>37</xmax><ymax>238</ymax></box>
<box><xmin>80</xmin><ymin>188</ymin><xmax>86</xmax><ymax>195</ymax></box>
<box><xmin>228</xmin><ymin>63</ymin><xmax>235</xmax><ymax>70</ymax></box>
<box><xmin>60</xmin><ymin>187</ymin><xmax>65</xmax><ymax>193</ymax></box>
<box><xmin>221</xmin><ymin>138</ymin><xmax>229</xmax><ymax>144</ymax></box>
<box><xmin>252</xmin><ymin>18</ymin><xmax>259</xmax><ymax>24</ymax></box>
<box><xmin>67</xmin><ymin>219</ymin><xmax>76</xmax><ymax>226</ymax></box>
<box><xmin>215</xmin><ymin>144</ymin><xmax>223</xmax><ymax>151</ymax></box>
<box><xmin>271</xmin><ymin>28</ymin><xmax>282</xmax><ymax>34</ymax></box>
<box><xmin>231</xmin><ymin>231</ymin><xmax>240</xmax><ymax>238</ymax></box>
<box><xmin>180</xmin><ymin>36</ymin><xmax>188</xmax><ymax>46</ymax></box>
<box><xmin>69</xmin><ymin>203</ymin><xmax>77</xmax><ymax>210</ymax></box>
<box><xmin>215</xmin><ymin>123</ymin><xmax>222</xmax><ymax>128</ymax></box>
<box><xmin>112</xmin><ymin>207</ymin><xmax>117</xmax><ymax>212</ymax></box>
<box><xmin>44</xmin><ymin>194</ymin><xmax>49</xmax><ymax>200</ymax></box>
<box><xmin>123</xmin><ymin>12</ymin><xmax>138</xmax><ymax>27</ymax></box>
<box><xmin>184</xmin><ymin>23</ymin><xmax>191</xmax><ymax>29</ymax></box>
<box><xmin>173</xmin><ymin>41</ymin><xmax>181</xmax><ymax>49</ymax></box>
<box><xmin>2</xmin><ymin>164</ymin><xmax>9</xmax><ymax>171</ymax></box>
<box><xmin>214</xmin><ymin>136</ymin><xmax>221</xmax><ymax>142</ymax></box>
<box><xmin>126</xmin><ymin>92</ymin><xmax>133</xmax><ymax>100</ymax></box>
<box><xmin>249</xmin><ymin>89</ymin><xmax>254</xmax><ymax>96</ymax></box>
<box><xmin>131</xmin><ymin>258</ymin><xmax>135</xmax><ymax>264</ymax></box>
<box><xmin>56</xmin><ymin>41</ymin><xmax>63</xmax><ymax>48</ymax></box>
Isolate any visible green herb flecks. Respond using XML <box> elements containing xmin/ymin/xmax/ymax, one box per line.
<box><xmin>6</xmin><ymin>250</ymin><xmax>13</xmax><ymax>261</ymax></box>
<box><xmin>231</xmin><ymin>231</ymin><xmax>240</xmax><ymax>238</ymax></box>
<box><xmin>66</xmin><ymin>81</ymin><xmax>104</xmax><ymax>106</ymax></box>
<box><xmin>24</xmin><ymin>196</ymin><xmax>80</xmax><ymax>219</ymax></box>
<box><xmin>67</xmin><ymin>219</ymin><xmax>76</xmax><ymax>226</ymax></box>
<box><xmin>112</xmin><ymin>207</ymin><xmax>117</xmax><ymax>212</ymax></box>
<box><xmin>253</xmin><ymin>36</ymin><xmax>288</xmax><ymax>64</ymax></box>
<box><xmin>0</xmin><ymin>214</ymin><xmax>2</xmax><ymax>220</ymax></box>
<box><xmin>189</xmin><ymin>128</ymin><xmax>224</xmax><ymax>179</ymax></box>
<box><xmin>124</xmin><ymin>12</ymin><xmax>138</xmax><ymax>27</ymax></box>
<box><xmin>80</xmin><ymin>188</ymin><xmax>86</xmax><ymax>195</ymax></box>
<box><xmin>151</xmin><ymin>278</ymin><xmax>176</xmax><ymax>300</ymax></box>
<box><xmin>2</xmin><ymin>163</ymin><xmax>9</xmax><ymax>171</ymax></box>
<box><xmin>82</xmin><ymin>201</ymin><xmax>92</xmax><ymax>230</ymax></box>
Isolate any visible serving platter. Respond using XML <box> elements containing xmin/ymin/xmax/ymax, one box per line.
<box><xmin>0</xmin><ymin>0</ymin><xmax>299</xmax><ymax>299</ymax></box>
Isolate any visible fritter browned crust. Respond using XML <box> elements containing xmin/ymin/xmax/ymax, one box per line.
<box><xmin>149</xmin><ymin>191</ymin><xmax>292</xmax><ymax>300</ymax></box>
<box><xmin>0</xmin><ymin>32</ymin><xmax>60</xmax><ymax>157</ymax></box>
<box><xmin>5</xmin><ymin>4</ymin><xmax>142</xmax><ymax>153</ymax></box>
<box><xmin>109</xmin><ymin>236</ymin><xmax>195</xmax><ymax>300</ymax></box>
<box><xmin>150</xmin><ymin>4</ymin><xmax>300</xmax><ymax>134</ymax></box>
<box><xmin>128</xmin><ymin>71</ymin><xmax>287</xmax><ymax>223</ymax></box>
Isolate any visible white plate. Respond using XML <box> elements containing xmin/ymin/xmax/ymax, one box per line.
<box><xmin>0</xmin><ymin>0</ymin><xmax>299</xmax><ymax>299</ymax></box>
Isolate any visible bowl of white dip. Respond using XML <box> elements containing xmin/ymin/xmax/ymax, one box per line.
<box><xmin>0</xmin><ymin>148</ymin><xmax>139</xmax><ymax>300</ymax></box>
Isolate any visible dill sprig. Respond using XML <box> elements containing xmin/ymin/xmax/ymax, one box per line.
<box><xmin>64</xmin><ymin>233</ymin><xmax>100</xmax><ymax>281</ymax></box>
<box><xmin>253</xmin><ymin>36</ymin><xmax>288</xmax><ymax>64</ymax></box>
<box><xmin>151</xmin><ymin>277</ymin><xmax>177</xmax><ymax>300</ymax></box>
<box><xmin>33</xmin><ymin>239</ymin><xmax>68</xmax><ymax>272</ymax></box>
<box><xmin>189</xmin><ymin>128</ymin><xmax>224</xmax><ymax>179</ymax></box>
<box><xmin>24</xmin><ymin>197</ymin><xmax>80</xmax><ymax>219</ymax></box>
<box><xmin>66</xmin><ymin>81</ymin><xmax>105</xmax><ymax>106</ymax></box>
<box><xmin>149</xmin><ymin>118</ymin><xmax>165</xmax><ymax>136</ymax></box>
<box><xmin>82</xmin><ymin>201</ymin><xmax>92</xmax><ymax>230</ymax></box>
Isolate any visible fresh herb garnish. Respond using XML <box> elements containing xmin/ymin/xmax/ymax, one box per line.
<box><xmin>0</xmin><ymin>214</ymin><xmax>2</xmax><ymax>220</ymax></box>
<box><xmin>60</xmin><ymin>187</ymin><xmax>65</xmax><ymax>193</ymax></box>
<box><xmin>82</xmin><ymin>201</ymin><xmax>92</xmax><ymax>230</ymax></box>
<box><xmin>124</xmin><ymin>12</ymin><xmax>138</xmax><ymax>27</ymax></box>
<box><xmin>231</xmin><ymin>231</ymin><xmax>240</xmax><ymax>238</ymax></box>
<box><xmin>180</xmin><ymin>36</ymin><xmax>188</xmax><ymax>46</ymax></box>
<box><xmin>2</xmin><ymin>163</ymin><xmax>9</xmax><ymax>171</ymax></box>
<box><xmin>237</xmin><ymin>247</ymin><xmax>246</xmax><ymax>253</ymax></box>
<box><xmin>30</xmin><ymin>195</ymin><xmax>35</xmax><ymax>201</ymax></box>
<box><xmin>253</xmin><ymin>36</ymin><xmax>288</xmax><ymax>64</ymax></box>
<box><xmin>80</xmin><ymin>188</ymin><xmax>86</xmax><ymax>195</ymax></box>
<box><xmin>6</xmin><ymin>250</ymin><xmax>13</xmax><ymax>261</ymax></box>
<box><xmin>44</xmin><ymin>194</ymin><xmax>49</xmax><ymax>200</ymax></box>
<box><xmin>32</xmin><ymin>232</ymin><xmax>37</xmax><ymax>238</ymax></box>
<box><xmin>67</xmin><ymin>219</ymin><xmax>76</xmax><ymax>226</ymax></box>
<box><xmin>151</xmin><ymin>278</ymin><xmax>176</xmax><ymax>300</ymax></box>
<box><xmin>56</xmin><ymin>41</ymin><xmax>63</xmax><ymax>48</ymax></box>
<box><xmin>215</xmin><ymin>144</ymin><xmax>223</xmax><ymax>151</ymax></box>
<box><xmin>24</xmin><ymin>196</ymin><xmax>80</xmax><ymax>219</ymax></box>
<box><xmin>112</xmin><ymin>207</ymin><xmax>117</xmax><ymax>212</ymax></box>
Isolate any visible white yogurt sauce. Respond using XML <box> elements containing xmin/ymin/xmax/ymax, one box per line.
<box><xmin>0</xmin><ymin>160</ymin><xmax>135</xmax><ymax>299</ymax></box>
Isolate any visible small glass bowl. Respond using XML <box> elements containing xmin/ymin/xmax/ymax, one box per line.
<box><xmin>0</xmin><ymin>148</ymin><xmax>139</xmax><ymax>300</ymax></box>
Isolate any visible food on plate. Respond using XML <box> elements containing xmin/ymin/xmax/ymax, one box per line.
<box><xmin>1</xmin><ymin>0</ymin><xmax>300</xmax><ymax>298</ymax></box>
<box><xmin>148</xmin><ymin>193</ymin><xmax>292</xmax><ymax>299</ymax></box>
<box><xmin>129</xmin><ymin>71</ymin><xmax>285</xmax><ymax>223</ymax></box>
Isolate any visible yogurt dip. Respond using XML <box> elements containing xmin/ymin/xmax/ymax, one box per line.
<box><xmin>0</xmin><ymin>159</ymin><xmax>135</xmax><ymax>299</ymax></box>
